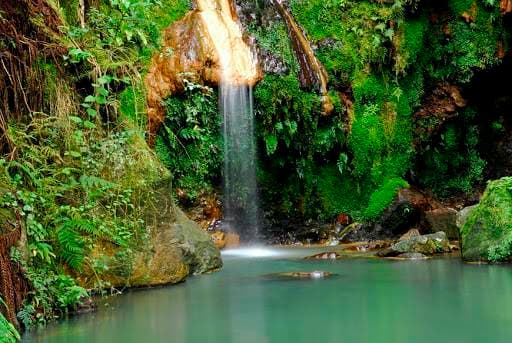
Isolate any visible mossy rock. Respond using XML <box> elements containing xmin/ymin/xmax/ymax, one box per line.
<box><xmin>461</xmin><ymin>177</ymin><xmax>512</xmax><ymax>262</ymax></box>
<box><xmin>77</xmin><ymin>182</ymin><xmax>222</xmax><ymax>288</ymax></box>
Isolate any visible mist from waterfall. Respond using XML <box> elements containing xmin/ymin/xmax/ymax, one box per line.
<box><xmin>197</xmin><ymin>0</ymin><xmax>260</xmax><ymax>241</ymax></box>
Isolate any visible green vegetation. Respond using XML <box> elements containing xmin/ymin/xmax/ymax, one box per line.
<box><xmin>461</xmin><ymin>177</ymin><xmax>512</xmax><ymax>262</ymax></box>
<box><xmin>249</xmin><ymin>0</ymin><xmax>509</xmax><ymax>224</ymax></box>
<box><xmin>2</xmin><ymin>109</ymin><xmax>168</xmax><ymax>326</ymax></box>
<box><xmin>251</xmin><ymin>0</ymin><xmax>418</xmax><ymax>221</ymax></box>
<box><xmin>416</xmin><ymin>108</ymin><xmax>486</xmax><ymax>196</ymax></box>
<box><xmin>0</xmin><ymin>0</ymin><xmax>191</xmax><ymax>328</ymax></box>
<box><xmin>155</xmin><ymin>78</ymin><xmax>221</xmax><ymax>200</ymax></box>
<box><xmin>433</xmin><ymin>0</ymin><xmax>504</xmax><ymax>83</ymax></box>
<box><xmin>0</xmin><ymin>297</ymin><xmax>19</xmax><ymax>343</ymax></box>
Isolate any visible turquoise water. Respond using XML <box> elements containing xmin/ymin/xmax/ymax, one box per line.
<box><xmin>23</xmin><ymin>247</ymin><xmax>512</xmax><ymax>342</ymax></box>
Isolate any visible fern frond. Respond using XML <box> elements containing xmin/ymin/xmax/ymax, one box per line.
<box><xmin>61</xmin><ymin>218</ymin><xmax>98</xmax><ymax>235</ymax></box>
<box><xmin>56</xmin><ymin>226</ymin><xmax>85</xmax><ymax>271</ymax></box>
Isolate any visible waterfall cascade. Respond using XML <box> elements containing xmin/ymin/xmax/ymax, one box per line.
<box><xmin>197</xmin><ymin>0</ymin><xmax>260</xmax><ymax>241</ymax></box>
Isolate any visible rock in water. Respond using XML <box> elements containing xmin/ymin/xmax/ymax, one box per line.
<box><xmin>78</xmin><ymin>185</ymin><xmax>222</xmax><ymax>288</ymax></box>
<box><xmin>305</xmin><ymin>252</ymin><xmax>340</xmax><ymax>260</ymax></box>
<box><xmin>378</xmin><ymin>231</ymin><xmax>451</xmax><ymax>257</ymax></box>
<box><xmin>460</xmin><ymin>177</ymin><xmax>512</xmax><ymax>262</ymax></box>
<box><xmin>262</xmin><ymin>271</ymin><xmax>333</xmax><ymax>280</ymax></box>
<box><xmin>456</xmin><ymin>205</ymin><xmax>478</xmax><ymax>229</ymax></box>
<box><xmin>399</xmin><ymin>228</ymin><xmax>421</xmax><ymax>241</ymax></box>
<box><xmin>310</xmin><ymin>271</ymin><xmax>327</xmax><ymax>279</ymax></box>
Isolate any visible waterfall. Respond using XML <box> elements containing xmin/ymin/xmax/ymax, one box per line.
<box><xmin>221</xmin><ymin>84</ymin><xmax>259</xmax><ymax>241</ymax></box>
<box><xmin>197</xmin><ymin>0</ymin><xmax>260</xmax><ymax>241</ymax></box>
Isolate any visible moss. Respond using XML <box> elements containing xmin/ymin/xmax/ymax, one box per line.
<box><xmin>255</xmin><ymin>0</ymin><xmax>427</xmax><ymax>222</ymax></box>
<box><xmin>119</xmin><ymin>84</ymin><xmax>147</xmax><ymax>126</ymax></box>
<box><xmin>37</xmin><ymin>60</ymin><xmax>59</xmax><ymax>105</ymax></box>
<box><xmin>346</xmin><ymin>71</ymin><xmax>414</xmax><ymax>219</ymax></box>
<box><xmin>59</xmin><ymin>0</ymin><xmax>80</xmax><ymax>26</ymax></box>
<box><xmin>394</xmin><ymin>15</ymin><xmax>429</xmax><ymax>73</ymax></box>
<box><xmin>462</xmin><ymin>177</ymin><xmax>512</xmax><ymax>262</ymax></box>
<box><xmin>364</xmin><ymin>178</ymin><xmax>409</xmax><ymax>220</ymax></box>
<box><xmin>316</xmin><ymin>165</ymin><xmax>367</xmax><ymax>219</ymax></box>
<box><xmin>428</xmin><ymin>0</ymin><xmax>504</xmax><ymax>83</ymax></box>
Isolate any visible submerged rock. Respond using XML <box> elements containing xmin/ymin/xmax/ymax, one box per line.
<box><xmin>378</xmin><ymin>231</ymin><xmax>451</xmax><ymax>257</ymax></box>
<box><xmin>305</xmin><ymin>252</ymin><xmax>340</xmax><ymax>260</ymax></box>
<box><xmin>460</xmin><ymin>177</ymin><xmax>512</xmax><ymax>262</ymax></box>
<box><xmin>262</xmin><ymin>271</ymin><xmax>333</xmax><ymax>280</ymax></box>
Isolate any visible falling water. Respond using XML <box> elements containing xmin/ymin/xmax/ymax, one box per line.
<box><xmin>221</xmin><ymin>84</ymin><xmax>259</xmax><ymax>241</ymax></box>
<box><xmin>197</xmin><ymin>0</ymin><xmax>260</xmax><ymax>241</ymax></box>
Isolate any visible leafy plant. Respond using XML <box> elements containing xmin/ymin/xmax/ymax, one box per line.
<box><xmin>156</xmin><ymin>78</ymin><xmax>221</xmax><ymax>200</ymax></box>
<box><xmin>0</xmin><ymin>298</ymin><xmax>20</xmax><ymax>343</ymax></box>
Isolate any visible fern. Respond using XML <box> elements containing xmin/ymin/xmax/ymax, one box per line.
<box><xmin>0</xmin><ymin>314</ymin><xmax>20</xmax><ymax>343</ymax></box>
<box><xmin>56</xmin><ymin>226</ymin><xmax>85</xmax><ymax>270</ymax></box>
<box><xmin>17</xmin><ymin>304</ymin><xmax>36</xmax><ymax>328</ymax></box>
<box><xmin>67</xmin><ymin>218</ymin><xmax>98</xmax><ymax>235</ymax></box>
<box><xmin>56</xmin><ymin>217</ymin><xmax>99</xmax><ymax>270</ymax></box>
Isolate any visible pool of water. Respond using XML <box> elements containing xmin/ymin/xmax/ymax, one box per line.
<box><xmin>23</xmin><ymin>247</ymin><xmax>512</xmax><ymax>342</ymax></box>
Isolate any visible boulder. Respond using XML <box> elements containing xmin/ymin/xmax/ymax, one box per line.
<box><xmin>370</xmin><ymin>187</ymin><xmax>432</xmax><ymax>239</ymax></box>
<box><xmin>78</xmin><ymin>187</ymin><xmax>222</xmax><ymax>288</ymax></box>
<box><xmin>378</xmin><ymin>231</ymin><xmax>451</xmax><ymax>257</ymax></box>
<box><xmin>304</xmin><ymin>252</ymin><xmax>340</xmax><ymax>260</ymax></box>
<box><xmin>425</xmin><ymin>207</ymin><xmax>459</xmax><ymax>239</ymax></box>
<box><xmin>399</xmin><ymin>228</ymin><xmax>421</xmax><ymax>241</ymax></box>
<box><xmin>460</xmin><ymin>177</ymin><xmax>512</xmax><ymax>262</ymax></box>
<box><xmin>456</xmin><ymin>205</ymin><xmax>478</xmax><ymax>229</ymax></box>
<box><xmin>262</xmin><ymin>271</ymin><xmax>333</xmax><ymax>280</ymax></box>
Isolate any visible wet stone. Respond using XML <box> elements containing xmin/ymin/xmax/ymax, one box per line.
<box><xmin>304</xmin><ymin>252</ymin><xmax>340</xmax><ymax>260</ymax></box>
<box><xmin>261</xmin><ymin>271</ymin><xmax>334</xmax><ymax>281</ymax></box>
